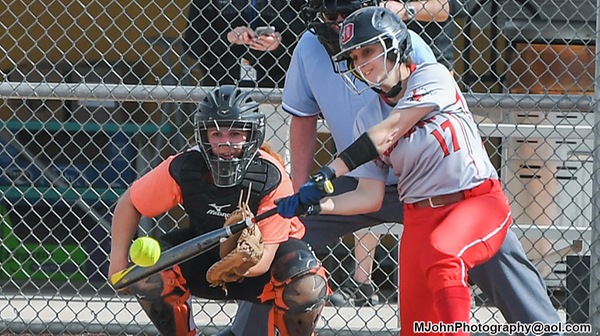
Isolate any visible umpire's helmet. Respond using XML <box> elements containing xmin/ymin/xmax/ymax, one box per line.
<box><xmin>195</xmin><ymin>86</ymin><xmax>265</xmax><ymax>187</ymax></box>
<box><xmin>332</xmin><ymin>7</ymin><xmax>412</xmax><ymax>94</ymax></box>
<box><xmin>302</xmin><ymin>0</ymin><xmax>378</xmax><ymax>56</ymax></box>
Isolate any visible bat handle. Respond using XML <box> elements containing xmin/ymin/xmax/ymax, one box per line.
<box><xmin>252</xmin><ymin>207</ymin><xmax>278</xmax><ymax>223</ymax></box>
<box><xmin>225</xmin><ymin>207</ymin><xmax>279</xmax><ymax>238</ymax></box>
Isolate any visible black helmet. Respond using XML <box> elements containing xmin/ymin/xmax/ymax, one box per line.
<box><xmin>195</xmin><ymin>85</ymin><xmax>265</xmax><ymax>187</ymax></box>
<box><xmin>301</xmin><ymin>0</ymin><xmax>378</xmax><ymax>56</ymax></box>
<box><xmin>332</xmin><ymin>6</ymin><xmax>412</xmax><ymax>94</ymax></box>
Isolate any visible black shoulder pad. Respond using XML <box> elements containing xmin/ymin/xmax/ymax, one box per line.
<box><xmin>241</xmin><ymin>158</ymin><xmax>281</xmax><ymax>199</ymax></box>
<box><xmin>169</xmin><ymin>151</ymin><xmax>208</xmax><ymax>186</ymax></box>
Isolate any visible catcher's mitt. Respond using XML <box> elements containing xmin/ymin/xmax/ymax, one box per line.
<box><xmin>206</xmin><ymin>196</ymin><xmax>264</xmax><ymax>293</ymax></box>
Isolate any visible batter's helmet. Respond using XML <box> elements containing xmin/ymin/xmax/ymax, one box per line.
<box><xmin>195</xmin><ymin>85</ymin><xmax>265</xmax><ymax>187</ymax></box>
<box><xmin>332</xmin><ymin>6</ymin><xmax>412</xmax><ymax>94</ymax></box>
<box><xmin>301</xmin><ymin>0</ymin><xmax>378</xmax><ymax>56</ymax></box>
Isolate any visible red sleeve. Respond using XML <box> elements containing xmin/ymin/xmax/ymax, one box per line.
<box><xmin>256</xmin><ymin>151</ymin><xmax>306</xmax><ymax>244</ymax></box>
<box><xmin>130</xmin><ymin>155</ymin><xmax>183</xmax><ymax>218</ymax></box>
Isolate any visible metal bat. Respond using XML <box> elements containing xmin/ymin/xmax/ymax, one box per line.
<box><xmin>110</xmin><ymin>207</ymin><xmax>278</xmax><ymax>290</ymax></box>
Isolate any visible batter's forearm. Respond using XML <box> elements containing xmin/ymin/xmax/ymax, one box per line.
<box><xmin>334</xmin><ymin>132</ymin><xmax>380</xmax><ymax>175</ymax></box>
<box><xmin>328</xmin><ymin>108</ymin><xmax>431</xmax><ymax>176</ymax></box>
<box><xmin>319</xmin><ymin>179</ymin><xmax>385</xmax><ymax>215</ymax></box>
<box><xmin>367</xmin><ymin>106</ymin><xmax>435</xmax><ymax>154</ymax></box>
<box><xmin>323</xmin><ymin>131</ymin><xmax>382</xmax><ymax>177</ymax></box>
<box><xmin>367</xmin><ymin>112</ymin><xmax>405</xmax><ymax>154</ymax></box>
<box><xmin>326</xmin><ymin>116</ymin><xmax>402</xmax><ymax>177</ymax></box>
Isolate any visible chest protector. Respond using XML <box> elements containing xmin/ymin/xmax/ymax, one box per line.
<box><xmin>169</xmin><ymin>151</ymin><xmax>281</xmax><ymax>235</ymax></box>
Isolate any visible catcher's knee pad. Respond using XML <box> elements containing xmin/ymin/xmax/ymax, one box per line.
<box><xmin>259</xmin><ymin>249</ymin><xmax>331</xmax><ymax>336</ymax></box>
<box><xmin>131</xmin><ymin>265</ymin><xmax>196</xmax><ymax>336</ymax></box>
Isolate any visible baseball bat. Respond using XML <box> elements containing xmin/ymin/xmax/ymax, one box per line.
<box><xmin>110</xmin><ymin>207</ymin><xmax>278</xmax><ymax>290</ymax></box>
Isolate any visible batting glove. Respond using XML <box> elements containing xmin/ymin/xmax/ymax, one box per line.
<box><xmin>299</xmin><ymin>166</ymin><xmax>336</xmax><ymax>204</ymax></box>
<box><xmin>276</xmin><ymin>166</ymin><xmax>335</xmax><ymax>218</ymax></box>
<box><xmin>276</xmin><ymin>196</ymin><xmax>322</xmax><ymax>218</ymax></box>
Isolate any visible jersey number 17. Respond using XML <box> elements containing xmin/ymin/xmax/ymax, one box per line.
<box><xmin>431</xmin><ymin>119</ymin><xmax>461</xmax><ymax>157</ymax></box>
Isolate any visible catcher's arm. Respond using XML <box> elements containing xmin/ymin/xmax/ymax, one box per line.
<box><xmin>243</xmin><ymin>241</ymin><xmax>278</xmax><ymax>277</ymax></box>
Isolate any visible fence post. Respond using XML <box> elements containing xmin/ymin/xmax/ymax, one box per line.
<box><xmin>590</xmin><ymin>1</ymin><xmax>600</xmax><ymax>333</ymax></box>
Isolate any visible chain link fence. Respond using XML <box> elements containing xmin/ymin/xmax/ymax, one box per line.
<box><xmin>0</xmin><ymin>0</ymin><xmax>598</xmax><ymax>334</ymax></box>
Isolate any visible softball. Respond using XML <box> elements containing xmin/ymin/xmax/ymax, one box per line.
<box><xmin>129</xmin><ymin>236</ymin><xmax>161</xmax><ymax>267</ymax></box>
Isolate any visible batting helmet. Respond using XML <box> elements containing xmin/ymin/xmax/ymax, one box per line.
<box><xmin>332</xmin><ymin>6</ymin><xmax>412</xmax><ymax>94</ymax></box>
<box><xmin>301</xmin><ymin>0</ymin><xmax>378</xmax><ymax>56</ymax></box>
<box><xmin>195</xmin><ymin>85</ymin><xmax>265</xmax><ymax>187</ymax></box>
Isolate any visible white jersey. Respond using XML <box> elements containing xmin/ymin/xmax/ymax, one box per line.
<box><xmin>353</xmin><ymin>63</ymin><xmax>498</xmax><ymax>203</ymax></box>
<box><xmin>282</xmin><ymin>31</ymin><xmax>436</xmax><ymax>183</ymax></box>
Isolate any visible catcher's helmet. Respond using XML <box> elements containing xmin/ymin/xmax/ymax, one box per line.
<box><xmin>332</xmin><ymin>7</ymin><xmax>412</xmax><ymax>94</ymax></box>
<box><xmin>301</xmin><ymin>0</ymin><xmax>378</xmax><ymax>56</ymax></box>
<box><xmin>195</xmin><ymin>85</ymin><xmax>265</xmax><ymax>187</ymax></box>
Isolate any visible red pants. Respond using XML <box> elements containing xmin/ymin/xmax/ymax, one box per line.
<box><xmin>400</xmin><ymin>179</ymin><xmax>511</xmax><ymax>336</ymax></box>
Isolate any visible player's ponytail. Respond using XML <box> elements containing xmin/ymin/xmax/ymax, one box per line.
<box><xmin>260</xmin><ymin>141</ymin><xmax>285</xmax><ymax>166</ymax></box>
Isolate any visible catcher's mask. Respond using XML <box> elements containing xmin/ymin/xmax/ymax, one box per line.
<box><xmin>332</xmin><ymin>7</ymin><xmax>412</xmax><ymax>95</ymax></box>
<box><xmin>195</xmin><ymin>86</ymin><xmax>265</xmax><ymax>187</ymax></box>
<box><xmin>301</xmin><ymin>0</ymin><xmax>378</xmax><ymax>56</ymax></box>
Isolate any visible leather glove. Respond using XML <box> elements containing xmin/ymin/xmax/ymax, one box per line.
<box><xmin>206</xmin><ymin>206</ymin><xmax>263</xmax><ymax>295</ymax></box>
<box><xmin>276</xmin><ymin>166</ymin><xmax>335</xmax><ymax>218</ymax></box>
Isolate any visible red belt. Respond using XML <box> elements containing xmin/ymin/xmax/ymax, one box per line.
<box><xmin>406</xmin><ymin>179</ymin><xmax>497</xmax><ymax>210</ymax></box>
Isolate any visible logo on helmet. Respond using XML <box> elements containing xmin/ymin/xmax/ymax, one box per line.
<box><xmin>341</xmin><ymin>23</ymin><xmax>354</xmax><ymax>45</ymax></box>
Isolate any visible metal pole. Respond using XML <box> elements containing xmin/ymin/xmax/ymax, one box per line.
<box><xmin>0</xmin><ymin>82</ymin><xmax>594</xmax><ymax>111</ymax></box>
<box><xmin>590</xmin><ymin>0</ymin><xmax>600</xmax><ymax>333</ymax></box>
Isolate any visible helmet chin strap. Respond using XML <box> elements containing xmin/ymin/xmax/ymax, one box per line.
<box><xmin>370</xmin><ymin>80</ymin><xmax>402</xmax><ymax>100</ymax></box>
<box><xmin>383</xmin><ymin>81</ymin><xmax>403</xmax><ymax>98</ymax></box>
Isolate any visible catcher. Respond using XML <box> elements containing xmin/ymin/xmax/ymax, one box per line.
<box><xmin>107</xmin><ymin>85</ymin><xmax>330</xmax><ymax>336</ymax></box>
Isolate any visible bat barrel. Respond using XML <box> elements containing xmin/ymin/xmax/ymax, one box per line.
<box><xmin>111</xmin><ymin>206</ymin><xmax>279</xmax><ymax>290</ymax></box>
<box><xmin>112</xmin><ymin>221</ymin><xmax>250</xmax><ymax>289</ymax></box>
<box><xmin>156</xmin><ymin>221</ymin><xmax>250</xmax><ymax>268</ymax></box>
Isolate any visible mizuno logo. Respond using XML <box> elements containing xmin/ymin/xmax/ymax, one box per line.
<box><xmin>208</xmin><ymin>203</ymin><xmax>230</xmax><ymax>212</ymax></box>
<box><xmin>207</xmin><ymin>203</ymin><xmax>232</xmax><ymax>218</ymax></box>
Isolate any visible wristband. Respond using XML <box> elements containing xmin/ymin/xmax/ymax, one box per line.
<box><xmin>306</xmin><ymin>203</ymin><xmax>321</xmax><ymax>216</ymax></box>
<box><xmin>338</xmin><ymin>132</ymin><xmax>379</xmax><ymax>172</ymax></box>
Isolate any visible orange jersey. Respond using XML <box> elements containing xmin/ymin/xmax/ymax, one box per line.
<box><xmin>130</xmin><ymin>149</ymin><xmax>305</xmax><ymax>244</ymax></box>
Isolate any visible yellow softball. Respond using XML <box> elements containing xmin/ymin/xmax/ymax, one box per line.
<box><xmin>129</xmin><ymin>236</ymin><xmax>161</xmax><ymax>267</ymax></box>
